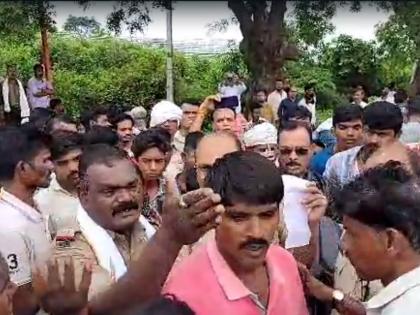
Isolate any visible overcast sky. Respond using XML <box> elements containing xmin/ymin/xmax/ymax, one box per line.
<box><xmin>52</xmin><ymin>1</ymin><xmax>391</xmax><ymax>42</ymax></box>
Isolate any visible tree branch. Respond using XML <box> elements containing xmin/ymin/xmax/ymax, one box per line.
<box><xmin>228</xmin><ymin>0</ymin><xmax>253</xmax><ymax>36</ymax></box>
<box><xmin>268</xmin><ymin>0</ymin><xmax>287</xmax><ymax>32</ymax></box>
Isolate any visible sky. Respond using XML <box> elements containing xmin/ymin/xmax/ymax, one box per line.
<box><xmin>52</xmin><ymin>1</ymin><xmax>391</xmax><ymax>42</ymax></box>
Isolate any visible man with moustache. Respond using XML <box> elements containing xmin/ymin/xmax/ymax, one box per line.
<box><xmin>53</xmin><ymin>144</ymin><xmax>155</xmax><ymax>298</ymax></box>
<box><xmin>35</xmin><ymin>131</ymin><xmax>83</xmax><ymax>238</ymax></box>
<box><xmin>52</xmin><ymin>142</ymin><xmax>223</xmax><ymax>301</ymax></box>
<box><xmin>164</xmin><ymin>151</ymin><xmax>308</xmax><ymax>315</ymax></box>
<box><xmin>0</xmin><ymin>126</ymin><xmax>54</xmax><ymax>315</ymax></box>
<box><xmin>277</xmin><ymin>120</ymin><xmax>321</xmax><ymax>184</ymax></box>
<box><xmin>173</xmin><ymin>102</ymin><xmax>199</xmax><ymax>152</ymax></box>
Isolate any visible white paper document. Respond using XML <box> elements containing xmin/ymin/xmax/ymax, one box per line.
<box><xmin>281</xmin><ymin>175</ymin><xmax>312</xmax><ymax>249</ymax></box>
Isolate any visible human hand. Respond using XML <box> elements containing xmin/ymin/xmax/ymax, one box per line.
<box><xmin>32</xmin><ymin>259</ymin><xmax>91</xmax><ymax>315</ymax></box>
<box><xmin>301</xmin><ymin>183</ymin><xmax>327</xmax><ymax>228</ymax></box>
<box><xmin>297</xmin><ymin>263</ymin><xmax>333</xmax><ymax>301</ymax></box>
<box><xmin>201</xmin><ymin>95</ymin><xmax>221</xmax><ymax>112</ymax></box>
<box><xmin>161</xmin><ymin>186</ymin><xmax>224</xmax><ymax>245</ymax></box>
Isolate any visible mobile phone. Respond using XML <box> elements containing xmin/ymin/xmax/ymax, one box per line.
<box><xmin>214</xmin><ymin>96</ymin><xmax>239</xmax><ymax>110</ymax></box>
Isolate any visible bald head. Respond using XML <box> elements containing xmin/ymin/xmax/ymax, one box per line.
<box><xmin>195</xmin><ymin>132</ymin><xmax>241</xmax><ymax>187</ymax></box>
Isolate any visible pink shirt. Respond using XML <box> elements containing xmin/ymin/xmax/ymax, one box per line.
<box><xmin>163</xmin><ymin>238</ymin><xmax>308</xmax><ymax>315</ymax></box>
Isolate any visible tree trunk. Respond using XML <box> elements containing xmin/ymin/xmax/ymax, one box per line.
<box><xmin>409</xmin><ymin>59</ymin><xmax>420</xmax><ymax>97</ymax></box>
<box><xmin>41</xmin><ymin>26</ymin><xmax>52</xmax><ymax>82</ymax></box>
<box><xmin>228</xmin><ymin>0</ymin><xmax>299</xmax><ymax>92</ymax></box>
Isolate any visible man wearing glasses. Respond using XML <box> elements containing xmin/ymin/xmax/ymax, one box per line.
<box><xmin>277</xmin><ymin>120</ymin><xmax>320</xmax><ymax>184</ymax></box>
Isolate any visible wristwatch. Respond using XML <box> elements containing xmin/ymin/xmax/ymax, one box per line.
<box><xmin>332</xmin><ymin>289</ymin><xmax>345</xmax><ymax>309</ymax></box>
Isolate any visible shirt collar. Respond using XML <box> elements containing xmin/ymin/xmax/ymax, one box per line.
<box><xmin>206</xmin><ymin>237</ymin><xmax>285</xmax><ymax>301</ymax></box>
<box><xmin>0</xmin><ymin>187</ymin><xmax>42</xmax><ymax>223</ymax></box>
<box><xmin>49</xmin><ymin>175</ymin><xmax>73</xmax><ymax>196</ymax></box>
<box><xmin>365</xmin><ymin>265</ymin><xmax>420</xmax><ymax>309</ymax></box>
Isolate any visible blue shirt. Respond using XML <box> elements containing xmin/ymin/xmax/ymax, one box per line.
<box><xmin>310</xmin><ymin>145</ymin><xmax>335</xmax><ymax>179</ymax></box>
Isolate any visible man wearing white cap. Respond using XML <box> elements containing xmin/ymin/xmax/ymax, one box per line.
<box><xmin>149</xmin><ymin>100</ymin><xmax>183</xmax><ymax>140</ymax></box>
<box><xmin>149</xmin><ymin>100</ymin><xmax>184</xmax><ymax>187</ymax></box>
<box><xmin>243</xmin><ymin>122</ymin><xmax>278</xmax><ymax>163</ymax></box>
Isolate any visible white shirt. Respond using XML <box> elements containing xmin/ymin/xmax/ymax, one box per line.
<box><xmin>35</xmin><ymin>175</ymin><xmax>81</xmax><ymax>237</ymax></box>
<box><xmin>218</xmin><ymin>83</ymin><xmax>247</xmax><ymax>113</ymax></box>
<box><xmin>267</xmin><ymin>90</ymin><xmax>287</xmax><ymax>121</ymax></box>
<box><xmin>298</xmin><ymin>97</ymin><xmax>317</xmax><ymax>125</ymax></box>
<box><xmin>399</xmin><ymin>122</ymin><xmax>420</xmax><ymax>144</ymax></box>
<box><xmin>0</xmin><ymin>188</ymin><xmax>51</xmax><ymax>286</ymax></box>
<box><xmin>352</xmin><ymin>101</ymin><xmax>368</xmax><ymax>108</ymax></box>
<box><xmin>365</xmin><ymin>266</ymin><xmax>420</xmax><ymax>314</ymax></box>
<box><xmin>323</xmin><ymin>146</ymin><xmax>361</xmax><ymax>187</ymax></box>
<box><xmin>27</xmin><ymin>77</ymin><xmax>52</xmax><ymax>109</ymax></box>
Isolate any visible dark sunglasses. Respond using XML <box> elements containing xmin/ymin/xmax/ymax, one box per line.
<box><xmin>279</xmin><ymin>147</ymin><xmax>309</xmax><ymax>156</ymax></box>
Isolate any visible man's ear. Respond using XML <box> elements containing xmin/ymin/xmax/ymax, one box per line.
<box><xmin>15</xmin><ymin>161</ymin><xmax>28</xmax><ymax>179</ymax></box>
<box><xmin>384</xmin><ymin>228</ymin><xmax>409</xmax><ymax>256</ymax></box>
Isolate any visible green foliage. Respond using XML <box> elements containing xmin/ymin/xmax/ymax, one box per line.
<box><xmin>319</xmin><ymin>35</ymin><xmax>381</xmax><ymax>95</ymax></box>
<box><xmin>286</xmin><ymin>55</ymin><xmax>346</xmax><ymax>110</ymax></box>
<box><xmin>376</xmin><ymin>15</ymin><xmax>416</xmax><ymax>88</ymax></box>
<box><xmin>0</xmin><ymin>34</ymin><xmax>243</xmax><ymax>115</ymax></box>
<box><xmin>64</xmin><ymin>15</ymin><xmax>102</xmax><ymax>38</ymax></box>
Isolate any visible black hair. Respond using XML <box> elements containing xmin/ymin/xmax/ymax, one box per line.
<box><xmin>79</xmin><ymin>143</ymin><xmax>130</xmax><ymax>179</ymax></box>
<box><xmin>184</xmin><ymin>131</ymin><xmax>204</xmax><ymax>153</ymax></box>
<box><xmin>304</xmin><ymin>83</ymin><xmax>315</xmax><ymax>91</ymax></box>
<box><xmin>362</xmin><ymin>101</ymin><xmax>403</xmax><ymax>135</ymax></box>
<box><xmin>278</xmin><ymin>120</ymin><xmax>313</xmax><ymax>143</ymax></box>
<box><xmin>254</xmin><ymin>87</ymin><xmax>267</xmax><ymax>95</ymax></box>
<box><xmin>332</xmin><ymin>104</ymin><xmax>363</xmax><ymax>127</ymax></box>
<box><xmin>394</xmin><ymin>89</ymin><xmax>408</xmax><ymax>104</ymax></box>
<box><xmin>206</xmin><ymin>151</ymin><xmax>284</xmax><ymax>206</ymax></box>
<box><xmin>333</xmin><ymin>162</ymin><xmax>420</xmax><ymax>252</ymax></box>
<box><xmin>50</xmin><ymin>131</ymin><xmax>83</xmax><ymax>161</ymax></box>
<box><xmin>45</xmin><ymin>115</ymin><xmax>77</xmax><ymax>135</ymax></box>
<box><xmin>132</xmin><ymin>128</ymin><xmax>172</xmax><ymax>159</ymax></box>
<box><xmin>29</xmin><ymin>107</ymin><xmax>54</xmax><ymax>131</ymax></box>
<box><xmin>33</xmin><ymin>63</ymin><xmax>43</xmax><ymax>72</ymax></box>
<box><xmin>80</xmin><ymin>110</ymin><xmax>93</xmax><ymax>131</ymax></box>
<box><xmin>290</xmin><ymin>106</ymin><xmax>312</xmax><ymax>122</ymax></box>
<box><xmin>137</xmin><ymin>295</ymin><xmax>195</xmax><ymax>315</ymax></box>
<box><xmin>0</xmin><ymin>126</ymin><xmax>51</xmax><ymax>181</ymax></box>
<box><xmin>49</xmin><ymin>98</ymin><xmax>62</xmax><ymax>110</ymax></box>
<box><xmin>111</xmin><ymin>113</ymin><xmax>134</xmax><ymax>129</ymax></box>
<box><xmin>83</xmin><ymin>126</ymin><xmax>119</xmax><ymax>147</ymax></box>
<box><xmin>92</xmin><ymin>107</ymin><xmax>109</xmax><ymax>122</ymax></box>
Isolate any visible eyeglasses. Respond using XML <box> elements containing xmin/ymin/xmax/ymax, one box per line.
<box><xmin>279</xmin><ymin>147</ymin><xmax>310</xmax><ymax>156</ymax></box>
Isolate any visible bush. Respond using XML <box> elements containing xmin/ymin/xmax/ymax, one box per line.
<box><xmin>0</xmin><ymin>34</ymin><xmax>237</xmax><ymax>116</ymax></box>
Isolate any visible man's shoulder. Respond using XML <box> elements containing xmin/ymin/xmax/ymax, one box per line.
<box><xmin>53</xmin><ymin>232</ymin><xmax>96</xmax><ymax>261</ymax></box>
<box><xmin>0</xmin><ymin>202</ymin><xmax>29</xmax><ymax>230</ymax></box>
<box><xmin>165</xmin><ymin>244</ymin><xmax>211</xmax><ymax>286</ymax></box>
<box><xmin>268</xmin><ymin>245</ymin><xmax>298</xmax><ymax>265</ymax></box>
<box><xmin>328</xmin><ymin>146</ymin><xmax>361</xmax><ymax>163</ymax></box>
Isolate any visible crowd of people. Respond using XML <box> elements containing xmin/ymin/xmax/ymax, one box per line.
<box><xmin>0</xmin><ymin>64</ymin><xmax>420</xmax><ymax>315</ymax></box>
